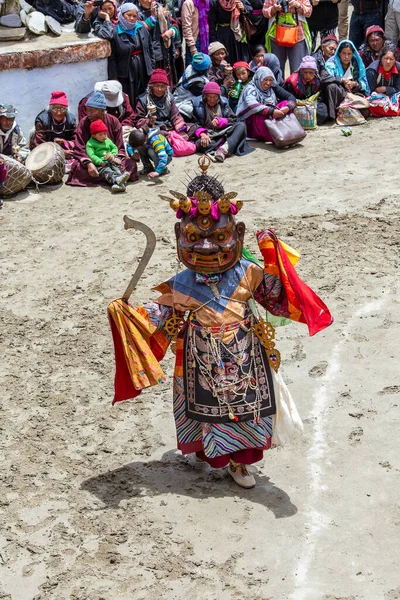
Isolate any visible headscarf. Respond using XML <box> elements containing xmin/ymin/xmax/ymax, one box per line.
<box><xmin>325</xmin><ymin>40</ymin><xmax>370</xmax><ymax>94</ymax></box>
<box><xmin>103</xmin><ymin>0</ymin><xmax>118</xmax><ymax>25</ymax></box>
<box><xmin>193</xmin><ymin>0</ymin><xmax>210</xmax><ymax>54</ymax></box>
<box><xmin>236</xmin><ymin>67</ymin><xmax>277</xmax><ymax>120</ymax></box>
<box><xmin>118</xmin><ymin>3</ymin><xmax>142</xmax><ymax>35</ymax></box>
<box><xmin>218</xmin><ymin>0</ymin><xmax>242</xmax><ymax>42</ymax></box>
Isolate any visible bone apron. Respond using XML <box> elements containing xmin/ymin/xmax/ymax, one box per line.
<box><xmin>108</xmin><ymin>157</ymin><xmax>333</xmax><ymax>469</ymax></box>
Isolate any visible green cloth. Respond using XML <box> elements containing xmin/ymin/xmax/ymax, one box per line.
<box><xmin>242</xmin><ymin>245</ymin><xmax>292</xmax><ymax>327</ymax></box>
<box><xmin>85</xmin><ymin>136</ymin><xmax>118</xmax><ymax>166</ymax></box>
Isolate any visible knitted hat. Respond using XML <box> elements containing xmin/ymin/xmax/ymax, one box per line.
<box><xmin>149</xmin><ymin>69</ymin><xmax>169</xmax><ymax>86</ymax></box>
<box><xmin>94</xmin><ymin>80</ymin><xmax>124</xmax><ymax>107</ymax></box>
<box><xmin>86</xmin><ymin>91</ymin><xmax>107</xmax><ymax>110</ymax></box>
<box><xmin>192</xmin><ymin>52</ymin><xmax>211</xmax><ymax>72</ymax></box>
<box><xmin>366</xmin><ymin>25</ymin><xmax>384</xmax><ymax>38</ymax></box>
<box><xmin>90</xmin><ymin>120</ymin><xmax>108</xmax><ymax>135</ymax></box>
<box><xmin>299</xmin><ymin>55</ymin><xmax>317</xmax><ymax>70</ymax></box>
<box><xmin>49</xmin><ymin>91</ymin><xmax>68</xmax><ymax>107</ymax></box>
<box><xmin>208</xmin><ymin>41</ymin><xmax>226</xmax><ymax>56</ymax></box>
<box><xmin>321</xmin><ymin>34</ymin><xmax>338</xmax><ymax>45</ymax></box>
<box><xmin>233</xmin><ymin>61</ymin><xmax>252</xmax><ymax>71</ymax></box>
<box><xmin>203</xmin><ymin>81</ymin><xmax>221</xmax><ymax>95</ymax></box>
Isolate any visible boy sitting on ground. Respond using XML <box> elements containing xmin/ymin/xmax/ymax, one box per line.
<box><xmin>127</xmin><ymin>127</ymin><xmax>173</xmax><ymax>179</ymax></box>
<box><xmin>85</xmin><ymin>120</ymin><xmax>130</xmax><ymax>193</ymax></box>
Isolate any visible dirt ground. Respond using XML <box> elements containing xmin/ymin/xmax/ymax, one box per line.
<box><xmin>1</xmin><ymin>118</ymin><xmax>399</xmax><ymax>600</ymax></box>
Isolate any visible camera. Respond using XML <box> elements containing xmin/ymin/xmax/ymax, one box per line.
<box><xmin>279</xmin><ymin>0</ymin><xmax>289</xmax><ymax>13</ymax></box>
<box><xmin>93</xmin><ymin>0</ymin><xmax>104</xmax><ymax>6</ymax></box>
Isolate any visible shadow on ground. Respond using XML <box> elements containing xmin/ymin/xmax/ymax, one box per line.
<box><xmin>81</xmin><ymin>449</ymin><xmax>297</xmax><ymax>519</ymax></box>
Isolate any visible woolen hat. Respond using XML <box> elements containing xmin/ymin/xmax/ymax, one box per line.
<box><xmin>94</xmin><ymin>80</ymin><xmax>124</xmax><ymax>108</ymax></box>
<box><xmin>321</xmin><ymin>34</ymin><xmax>338</xmax><ymax>45</ymax></box>
<box><xmin>299</xmin><ymin>55</ymin><xmax>317</xmax><ymax>70</ymax></box>
<box><xmin>192</xmin><ymin>52</ymin><xmax>211</xmax><ymax>72</ymax></box>
<box><xmin>90</xmin><ymin>120</ymin><xmax>108</xmax><ymax>135</ymax></box>
<box><xmin>366</xmin><ymin>25</ymin><xmax>384</xmax><ymax>38</ymax></box>
<box><xmin>49</xmin><ymin>91</ymin><xmax>68</xmax><ymax>107</ymax></box>
<box><xmin>233</xmin><ymin>61</ymin><xmax>252</xmax><ymax>71</ymax></box>
<box><xmin>203</xmin><ymin>81</ymin><xmax>221</xmax><ymax>95</ymax></box>
<box><xmin>86</xmin><ymin>90</ymin><xmax>107</xmax><ymax>110</ymax></box>
<box><xmin>149</xmin><ymin>69</ymin><xmax>169</xmax><ymax>85</ymax></box>
<box><xmin>208</xmin><ymin>41</ymin><xmax>226</xmax><ymax>56</ymax></box>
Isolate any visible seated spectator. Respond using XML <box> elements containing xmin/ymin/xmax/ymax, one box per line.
<box><xmin>134</xmin><ymin>69</ymin><xmax>186</xmax><ymax>137</ymax></box>
<box><xmin>31</xmin><ymin>91</ymin><xmax>76</xmax><ymax>159</ymax></box>
<box><xmin>236</xmin><ymin>67</ymin><xmax>297</xmax><ymax>145</ymax></box>
<box><xmin>312</xmin><ymin>34</ymin><xmax>338</xmax><ymax>74</ymax></box>
<box><xmin>228</xmin><ymin>61</ymin><xmax>254</xmax><ymax>112</ymax></box>
<box><xmin>127</xmin><ymin>127</ymin><xmax>173</xmax><ymax>177</ymax></box>
<box><xmin>323</xmin><ymin>40</ymin><xmax>369</xmax><ymax>119</ymax></box>
<box><xmin>358</xmin><ymin>25</ymin><xmax>398</xmax><ymax>68</ymax></box>
<box><xmin>249</xmin><ymin>45</ymin><xmax>283</xmax><ymax>84</ymax></box>
<box><xmin>78</xmin><ymin>80</ymin><xmax>136</xmax><ymax>140</ymax></box>
<box><xmin>174</xmin><ymin>52</ymin><xmax>211</xmax><ymax>118</ymax></box>
<box><xmin>207</xmin><ymin>41</ymin><xmax>234</xmax><ymax>95</ymax></box>
<box><xmin>67</xmin><ymin>91</ymin><xmax>138</xmax><ymax>187</ymax></box>
<box><xmin>284</xmin><ymin>55</ymin><xmax>328</xmax><ymax>124</ymax></box>
<box><xmin>188</xmin><ymin>81</ymin><xmax>253</xmax><ymax>162</ymax></box>
<box><xmin>0</xmin><ymin>104</ymin><xmax>29</xmax><ymax>163</ymax></box>
<box><xmin>86</xmin><ymin>119</ymin><xmax>131</xmax><ymax>193</ymax></box>
<box><xmin>366</xmin><ymin>45</ymin><xmax>400</xmax><ymax>116</ymax></box>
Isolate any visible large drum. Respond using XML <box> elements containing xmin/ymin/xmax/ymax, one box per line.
<box><xmin>0</xmin><ymin>153</ymin><xmax>32</xmax><ymax>196</ymax></box>
<box><xmin>25</xmin><ymin>142</ymin><xmax>65</xmax><ymax>184</ymax></box>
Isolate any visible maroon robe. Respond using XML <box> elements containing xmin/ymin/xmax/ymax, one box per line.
<box><xmin>66</xmin><ymin>113</ymin><xmax>138</xmax><ymax>187</ymax></box>
<box><xmin>77</xmin><ymin>93</ymin><xmax>136</xmax><ymax>128</ymax></box>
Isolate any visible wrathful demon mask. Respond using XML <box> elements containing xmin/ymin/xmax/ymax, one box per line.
<box><xmin>159</xmin><ymin>157</ymin><xmax>246</xmax><ymax>274</ymax></box>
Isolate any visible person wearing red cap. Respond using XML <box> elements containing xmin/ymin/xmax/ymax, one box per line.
<box><xmin>228</xmin><ymin>61</ymin><xmax>254</xmax><ymax>111</ymax></box>
<box><xmin>358</xmin><ymin>25</ymin><xmax>398</xmax><ymax>67</ymax></box>
<box><xmin>349</xmin><ymin>0</ymin><xmax>384</xmax><ymax>51</ymax></box>
<box><xmin>31</xmin><ymin>91</ymin><xmax>77</xmax><ymax>160</ymax></box>
<box><xmin>312</xmin><ymin>34</ymin><xmax>339</xmax><ymax>74</ymax></box>
<box><xmin>85</xmin><ymin>120</ymin><xmax>131</xmax><ymax>193</ymax></box>
<box><xmin>134</xmin><ymin>68</ymin><xmax>186</xmax><ymax>137</ymax></box>
<box><xmin>189</xmin><ymin>80</ymin><xmax>253</xmax><ymax>162</ymax></box>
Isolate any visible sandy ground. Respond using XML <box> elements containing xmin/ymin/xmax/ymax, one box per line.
<box><xmin>1</xmin><ymin>118</ymin><xmax>400</xmax><ymax>600</ymax></box>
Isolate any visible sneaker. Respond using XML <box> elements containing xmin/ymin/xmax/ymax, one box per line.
<box><xmin>116</xmin><ymin>171</ymin><xmax>131</xmax><ymax>186</ymax></box>
<box><xmin>215</xmin><ymin>148</ymin><xmax>227</xmax><ymax>163</ymax></box>
<box><xmin>228</xmin><ymin>460</ymin><xmax>256</xmax><ymax>489</ymax></box>
<box><xmin>111</xmin><ymin>183</ymin><xmax>126</xmax><ymax>194</ymax></box>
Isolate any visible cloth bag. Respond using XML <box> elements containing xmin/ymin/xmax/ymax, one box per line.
<box><xmin>169</xmin><ymin>131</ymin><xmax>197</xmax><ymax>157</ymax></box>
<box><xmin>264</xmin><ymin>112</ymin><xmax>306</xmax><ymax>148</ymax></box>
<box><xmin>336</xmin><ymin>92</ymin><xmax>369</xmax><ymax>126</ymax></box>
<box><xmin>295</xmin><ymin>92</ymin><xmax>319</xmax><ymax>130</ymax></box>
<box><xmin>367</xmin><ymin>91</ymin><xmax>400</xmax><ymax>117</ymax></box>
<box><xmin>275</xmin><ymin>12</ymin><xmax>299</xmax><ymax>47</ymax></box>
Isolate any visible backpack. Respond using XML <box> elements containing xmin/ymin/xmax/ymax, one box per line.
<box><xmin>28</xmin><ymin>0</ymin><xmax>77</xmax><ymax>24</ymax></box>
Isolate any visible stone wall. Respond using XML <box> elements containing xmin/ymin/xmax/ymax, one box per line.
<box><xmin>0</xmin><ymin>36</ymin><xmax>111</xmax><ymax>137</ymax></box>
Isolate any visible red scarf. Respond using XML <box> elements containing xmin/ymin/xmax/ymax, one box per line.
<box><xmin>378</xmin><ymin>63</ymin><xmax>398</xmax><ymax>82</ymax></box>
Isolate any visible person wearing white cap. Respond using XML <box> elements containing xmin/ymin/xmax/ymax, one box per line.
<box><xmin>0</xmin><ymin>104</ymin><xmax>29</xmax><ymax>163</ymax></box>
<box><xmin>78</xmin><ymin>80</ymin><xmax>137</xmax><ymax>141</ymax></box>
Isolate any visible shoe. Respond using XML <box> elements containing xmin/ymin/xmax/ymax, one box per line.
<box><xmin>111</xmin><ymin>183</ymin><xmax>126</xmax><ymax>194</ymax></box>
<box><xmin>228</xmin><ymin>460</ymin><xmax>256</xmax><ymax>489</ymax></box>
<box><xmin>116</xmin><ymin>171</ymin><xmax>130</xmax><ymax>186</ymax></box>
<box><xmin>215</xmin><ymin>148</ymin><xmax>227</xmax><ymax>163</ymax></box>
<box><xmin>140</xmin><ymin>168</ymin><xmax>152</xmax><ymax>175</ymax></box>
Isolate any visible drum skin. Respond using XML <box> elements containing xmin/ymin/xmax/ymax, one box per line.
<box><xmin>25</xmin><ymin>142</ymin><xmax>66</xmax><ymax>184</ymax></box>
<box><xmin>0</xmin><ymin>154</ymin><xmax>32</xmax><ymax>196</ymax></box>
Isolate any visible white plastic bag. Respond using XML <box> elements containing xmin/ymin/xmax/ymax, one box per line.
<box><xmin>271</xmin><ymin>369</ymin><xmax>303</xmax><ymax>447</ymax></box>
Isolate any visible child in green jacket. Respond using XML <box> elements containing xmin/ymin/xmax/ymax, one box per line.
<box><xmin>85</xmin><ymin>120</ymin><xmax>130</xmax><ymax>193</ymax></box>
